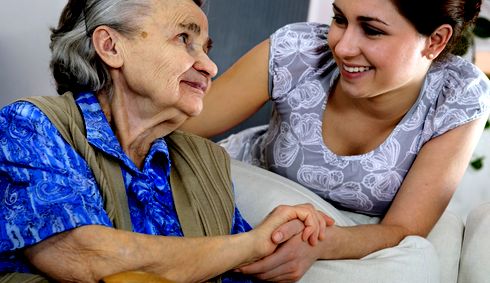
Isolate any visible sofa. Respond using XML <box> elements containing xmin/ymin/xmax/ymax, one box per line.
<box><xmin>231</xmin><ymin>159</ymin><xmax>488</xmax><ymax>283</ymax></box>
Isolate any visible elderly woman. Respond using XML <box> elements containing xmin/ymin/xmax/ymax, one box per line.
<box><xmin>182</xmin><ymin>0</ymin><xmax>490</xmax><ymax>281</ymax></box>
<box><xmin>0</xmin><ymin>0</ymin><xmax>330</xmax><ymax>282</ymax></box>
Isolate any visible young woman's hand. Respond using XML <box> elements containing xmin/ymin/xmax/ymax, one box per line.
<box><xmin>238</xmin><ymin>232</ymin><xmax>325</xmax><ymax>282</ymax></box>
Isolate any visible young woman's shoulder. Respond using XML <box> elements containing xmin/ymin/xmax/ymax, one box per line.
<box><xmin>431</xmin><ymin>55</ymin><xmax>489</xmax><ymax>84</ymax></box>
<box><xmin>268</xmin><ymin>22</ymin><xmax>335</xmax><ymax>101</ymax></box>
<box><xmin>429</xmin><ymin>55</ymin><xmax>490</xmax><ymax>107</ymax></box>
<box><xmin>270</xmin><ymin>22</ymin><xmax>330</xmax><ymax>53</ymax></box>
<box><xmin>424</xmin><ymin>55</ymin><xmax>490</xmax><ymax>137</ymax></box>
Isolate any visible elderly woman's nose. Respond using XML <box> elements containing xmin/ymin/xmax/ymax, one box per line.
<box><xmin>194</xmin><ymin>53</ymin><xmax>218</xmax><ymax>78</ymax></box>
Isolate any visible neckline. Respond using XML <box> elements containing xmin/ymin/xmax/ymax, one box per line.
<box><xmin>319</xmin><ymin>71</ymin><xmax>427</xmax><ymax>160</ymax></box>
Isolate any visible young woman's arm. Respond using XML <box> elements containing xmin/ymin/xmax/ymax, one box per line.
<box><xmin>238</xmin><ymin>116</ymin><xmax>488</xmax><ymax>281</ymax></box>
<box><xmin>181</xmin><ymin>40</ymin><xmax>271</xmax><ymax>138</ymax></box>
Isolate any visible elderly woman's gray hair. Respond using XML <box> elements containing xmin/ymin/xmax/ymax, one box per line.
<box><xmin>50</xmin><ymin>0</ymin><xmax>203</xmax><ymax>95</ymax></box>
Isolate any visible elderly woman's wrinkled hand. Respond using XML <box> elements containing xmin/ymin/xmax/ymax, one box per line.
<box><xmin>270</xmin><ymin>204</ymin><xmax>334</xmax><ymax>246</ymax></box>
<box><xmin>252</xmin><ymin>204</ymin><xmax>334</xmax><ymax>257</ymax></box>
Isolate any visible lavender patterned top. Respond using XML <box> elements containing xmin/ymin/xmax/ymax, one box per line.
<box><xmin>220</xmin><ymin>22</ymin><xmax>490</xmax><ymax>216</ymax></box>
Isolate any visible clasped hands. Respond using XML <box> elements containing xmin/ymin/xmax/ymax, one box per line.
<box><xmin>242</xmin><ymin>203</ymin><xmax>335</xmax><ymax>282</ymax></box>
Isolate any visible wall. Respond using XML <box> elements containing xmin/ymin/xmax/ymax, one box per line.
<box><xmin>0</xmin><ymin>1</ymin><xmax>66</xmax><ymax>107</ymax></box>
<box><xmin>307</xmin><ymin>0</ymin><xmax>333</xmax><ymax>24</ymax></box>
<box><xmin>475</xmin><ymin>0</ymin><xmax>490</xmax><ymax>52</ymax></box>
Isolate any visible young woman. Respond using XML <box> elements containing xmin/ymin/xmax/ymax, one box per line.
<box><xmin>182</xmin><ymin>0</ymin><xmax>490</xmax><ymax>281</ymax></box>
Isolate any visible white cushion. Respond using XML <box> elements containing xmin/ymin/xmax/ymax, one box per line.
<box><xmin>231</xmin><ymin>159</ymin><xmax>463</xmax><ymax>283</ymax></box>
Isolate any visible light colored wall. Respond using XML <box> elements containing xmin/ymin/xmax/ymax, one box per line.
<box><xmin>307</xmin><ymin>0</ymin><xmax>333</xmax><ymax>24</ymax></box>
<box><xmin>0</xmin><ymin>0</ymin><xmax>66</xmax><ymax>107</ymax></box>
<box><xmin>475</xmin><ymin>0</ymin><xmax>490</xmax><ymax>51</ymax></box>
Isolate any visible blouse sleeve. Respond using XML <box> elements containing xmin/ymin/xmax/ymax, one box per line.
<box><xmin>430</xmin><ymin>56</ymin><xmax>490</xmax><ymax>138</ymax></box>
<box><xmin>268</xmin><ymin>22</ymin><xmax>332</xmax><ymax>101</ymax></box>
<box><xmin>0</xmin><ymin>101</ymin><xmax>112</xmax><ymax>253</ymax></box>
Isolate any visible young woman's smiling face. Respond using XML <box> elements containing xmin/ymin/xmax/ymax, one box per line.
<box><xmin>328</xmin><ymin>0</ymin><xmax>432</xmax><ymax>100</ymax></box>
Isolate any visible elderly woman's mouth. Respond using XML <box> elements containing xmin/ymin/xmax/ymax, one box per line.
<box><xmin>181</xmin><ymin>80</ymin><xmax>208</xmax><ymax>93</ymax></box>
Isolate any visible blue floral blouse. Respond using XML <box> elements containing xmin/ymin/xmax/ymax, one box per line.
<box><xmin>0</xmin><ymin>92</ymin><xmax>252</xmax><ymax>282</ymax></box>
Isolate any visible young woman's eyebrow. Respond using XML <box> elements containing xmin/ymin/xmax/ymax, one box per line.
<box><xmin>332</xmin><ymin>3</ymin><xmax>343</xmax><ymax>15</ymax></box>
<box><xmin>333</xmin><ymin>3</ymin><xmax>389</xmax><ymax>26</ymax></box>
<box><xmin>358</xmin><ymin>16</ymin><xmax>389</xmax><ymax>26</ymax></box>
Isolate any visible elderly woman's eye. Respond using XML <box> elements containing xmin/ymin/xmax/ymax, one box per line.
<box><xmin>205</xmin><ymin>38</ymin><xmax>213</xmax><ymax>54</ymax></box>
<box><xmin>178</xmin><ymin>33</ymin><xmax>189</xmax><ymax>44</ymax></box>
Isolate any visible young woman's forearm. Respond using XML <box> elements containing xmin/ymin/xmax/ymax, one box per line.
<box><xmin>318</xmin><ymin>224</ymin><xmax>410</xmax><ymax>260</ymax></box>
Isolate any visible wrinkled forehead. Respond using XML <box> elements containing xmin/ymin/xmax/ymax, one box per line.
<box><xmin>150</xmin><ymin>0</ymin><xmax>209</xmax><ymax>32</ymax></box>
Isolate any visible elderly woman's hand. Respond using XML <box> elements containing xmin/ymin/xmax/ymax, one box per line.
<box><xmin>248</xmin><ymin>204</ymin><xmax>333</xmax><ymax>261</ymax></box>
<box><xmin>273</xmin><ymin>204</ymin><xmax>334</xmax><ymax>246</ymax></box>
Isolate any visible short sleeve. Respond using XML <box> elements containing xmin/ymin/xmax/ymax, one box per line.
<box><xmin>268</xmin><ymin>22</ymin><xmax>333</xmax><ymax>101</ymax></box>
<box><xmin>230</xmin><ymin>207</ymin><xmax>252</xmax><ymax>234</ymax></box>
<box><xmin>430</xmin><ymin>56</ymin><xmax>490</xmax><ymax>138</ymax></box>
<box><xmin>0</xmin><ymin>102</ymin><xmax>112</xmax><ymax>253</ymax></box>
<box><xmin>230</xmin><ymin>182</ymin><xmax>252</xmax><ymax>234</ymax></box>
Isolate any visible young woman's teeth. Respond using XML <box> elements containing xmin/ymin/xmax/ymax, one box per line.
<box><xmin>344</xmin><ymin>65</ymin><xmax>371</xmax><ymax>73</ymax></box>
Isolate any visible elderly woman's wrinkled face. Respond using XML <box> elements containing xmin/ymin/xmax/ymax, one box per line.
<box><xmin>118</xmin><ymin>0</ymin><xmax>217</xmax><ymax>118</ymax></box>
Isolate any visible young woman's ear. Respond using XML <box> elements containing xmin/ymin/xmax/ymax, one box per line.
<box><xmin>92</xmin><ymin>26</ymin><xmax>124</xmax><ymax>68</ymax></box>
<box><xmin>424</xmin><ymin>24</ymin><xmax>453</xmax><ymax>60</ymax></box>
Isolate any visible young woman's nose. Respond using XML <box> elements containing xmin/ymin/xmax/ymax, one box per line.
<box><xmin>333</xmin><ymin>27</ymin><xmax>361</xmax><ymax>58</ymax></box>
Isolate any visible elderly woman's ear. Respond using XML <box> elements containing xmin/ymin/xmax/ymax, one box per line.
<box><xmin>92</xmin><ymin>26</ymin><xmax>124</xmax><ymax>68</ymax></box>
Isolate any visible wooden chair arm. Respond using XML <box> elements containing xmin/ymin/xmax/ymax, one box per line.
<box><xmin>100</xmin><ymin>271</ymin><xmax>175</xmax><ymax>283</ymax></box>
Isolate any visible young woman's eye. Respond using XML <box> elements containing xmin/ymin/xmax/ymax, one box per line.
<box><xmin>177</xmin><ymin>33</ymin><xmax>189</xmax><ymax>44</ymax></box>
<box><xmin>363</xmin><ymin>25</ymin><xmax>385</xmax><ymax>36</ymax></box>
<box><xmin>332</xmin><ymin>15</ymin><xmax>347</xmax><ymax>26</ymax></box>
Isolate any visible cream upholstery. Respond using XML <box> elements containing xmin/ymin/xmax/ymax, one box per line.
<box><xmin>231</xmin><ymin>159</ymin><xmax>464</xmax><ymax>283</ymax></box>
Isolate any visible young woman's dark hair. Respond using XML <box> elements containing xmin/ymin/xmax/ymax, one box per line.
<box><xmin>391</xmin><ymin>0</ymin><xmax>482</xmax><ymax>59</ymax></box>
